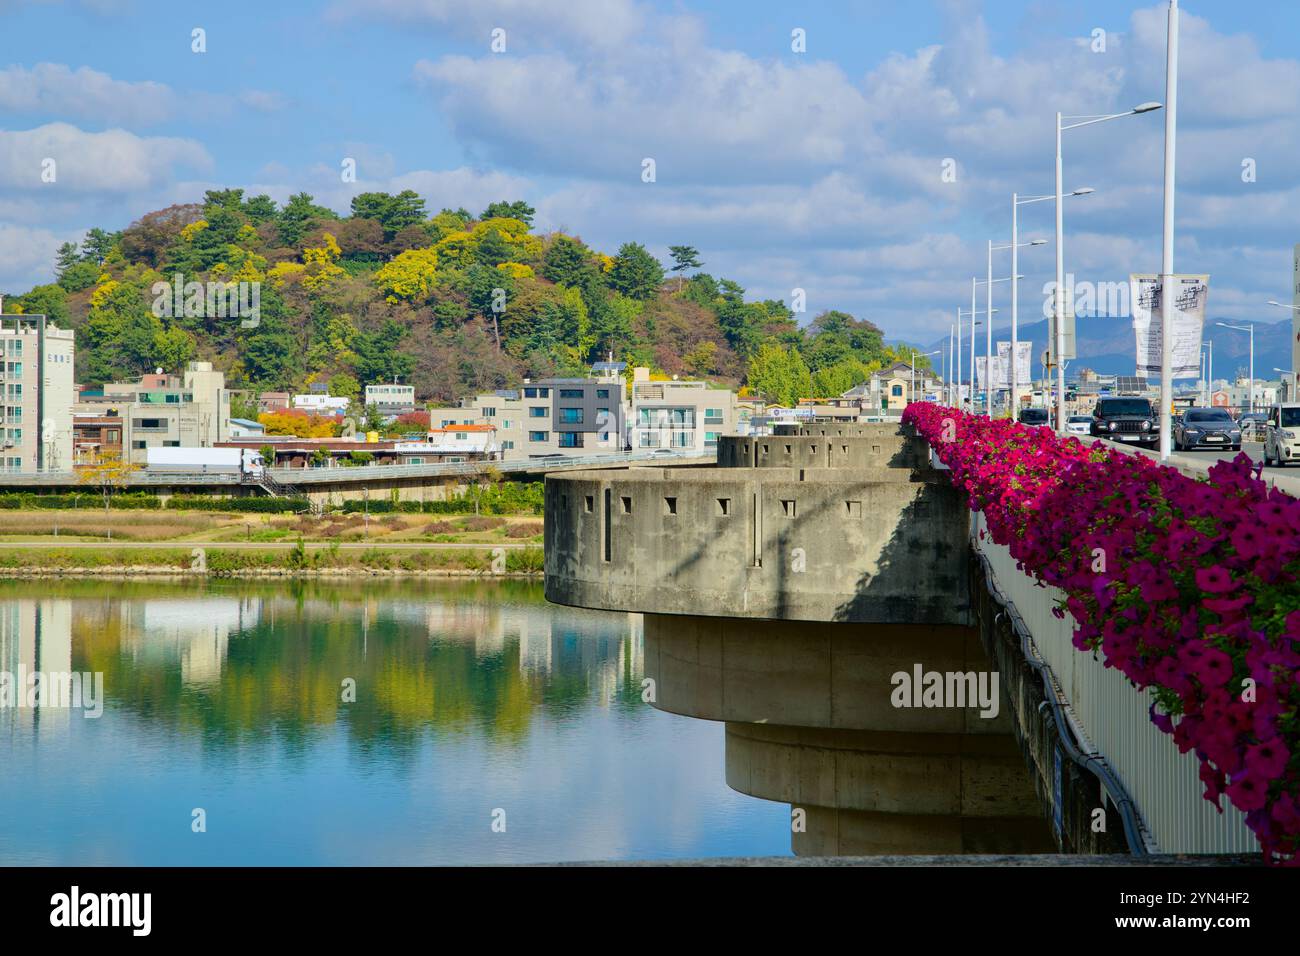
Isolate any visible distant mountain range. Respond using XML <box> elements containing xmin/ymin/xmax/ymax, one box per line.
<box><xmin>899</xmin><ymin>316</ymin><xmax>1296</xmax><ymax>383</ymax></box>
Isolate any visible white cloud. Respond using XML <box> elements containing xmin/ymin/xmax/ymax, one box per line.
<box><xmin>0</xmin><ymin>223</ymin><xmax>76</xmax><ymax>292</ymax></box>
<box><xmin>0</xmin><ymin>123</ymin><xmax>211</xmax><ymax>193</ymax></box>
<box><xmin>0</xmin><ymin>63</ymin><xmax>175</xmax><ymax>126</ymax></box>
<box><xmin>330</xmin><ymin>0</ymin><xmax>647</xmax><ymax>51</ymax></box>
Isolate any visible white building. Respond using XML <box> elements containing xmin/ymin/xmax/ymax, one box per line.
<box><xmin>1</xmin><ymin>314</ymin><xmax>75</xmax><ymax>472</ymax></box>
<box><xmin>292</xmin><ymin>393</ymin><xmax>350</xmax><ymax>415</ymax></box>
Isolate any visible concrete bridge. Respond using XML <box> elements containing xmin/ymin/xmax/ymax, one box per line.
<box><xmin>544</xmin><ymin>423</ymin><xmax>1256</xmax><ymax>858</ymax></box>
<box><xmin>0</xmin><ymin>449</ymin><xmax>712</xmax><ymax>507</ymax></box>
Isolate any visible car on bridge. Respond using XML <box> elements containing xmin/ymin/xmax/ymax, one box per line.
<box><xmin>1065</xmin><ymin>415</ymin><xmax>1091</xmax><ymax>436</ymax></box>
<box><xmin>1089</xmin><ymin>397</ymin><xmax>1159</xmax><ymax>448</ymax></box>
<box><xmin>1018</xmin><ymin>407</ymin><xmax>1050</xmax><ymax>426</ymax></box>
<box><xmin>1172</xmin><ymin>407</ymin><xmax>1242</xmax><ymax>452</ymax></box>
<box><xmin>1263</xmin><ymin>403</ymin><xmax>1300</xmax><ymax>467</ymax></box>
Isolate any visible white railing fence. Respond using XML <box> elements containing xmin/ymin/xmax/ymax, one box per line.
<box><xmin>974</xmin><ymin>511</ymin><xmax>1255</xmax><ymax>854</ymax></box>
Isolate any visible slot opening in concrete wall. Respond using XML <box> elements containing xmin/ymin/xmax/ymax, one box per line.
<box><xmin>663</xmin><ymin>496</ymin><xmax>677</xmax><ymax>516</ymax></box>
<box><xmin>781</xmin><ymin>499</ymin><xmax>796</xmax><ymax>518</ymax></box>
<box><xmin>603</xmin><ymin>488</ymin><xmax>611</xmax><ymax>562</ymax></box>
<box><xmin>716</xmin><ymin>497</ymin><xmax>731</xmax><ymax>516</ymax></box>
<box><xmin>620</xmin><ymin>495</ymin><xmax>632</xmax><ymax>514</ymax></box>
<box><xmin>846</xmin><ymin>500</ymin><xmax>862</xmax><ymax>517</ymax></box>
<box><xmin>584</xmin><ymin>494</ymin><xmax>594</xmax><ymax>513</ymax></box>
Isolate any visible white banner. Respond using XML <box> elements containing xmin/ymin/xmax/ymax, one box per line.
<box><xmin>995</xmin><ymin>341</ymin><xmax>1031</xmax><ymax>387</ymax></box>
<box><xmin>1131</xmin><ymin>274</ymin><xmax>1208</xmax><ymax>379</ymax></box>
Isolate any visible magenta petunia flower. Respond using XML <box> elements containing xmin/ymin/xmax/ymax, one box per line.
<box><xmin>1195</xmin><ymin>565</ymin><xmax>1238</xmax><ymax>594</ymax></box>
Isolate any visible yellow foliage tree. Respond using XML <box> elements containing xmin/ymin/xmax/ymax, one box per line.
<box><xmin>302</xmin><ymin>233</ymin><xmax>346</xmax><ymax>293</ymax></box>
<box><xmin>374</xmin><ymin>247</ymin><xmax>440</xmax><ymax>303</ymax></box>
<box><xmin>258</xmin><ymin>411</ymin><xmax>338</xmax><ymax>438</ymax></box>
<box><xmin>496</xmin><ymin>262</ymin><xmax>534</xmax><ymax>280</ymax></box>
<box><xmin>267</xmin><ymin>262</ymin><xmax>306</xmax><ymax>287</ymax></box>
<box><xmin>89</xmin><ymin>279</ymin><xmax>120</xmax><ymax>309</ymax></box>
<box><xmin>180</xmin><ymin>220</ymin><xmax>208</xmax><ymax>242</ymax></box>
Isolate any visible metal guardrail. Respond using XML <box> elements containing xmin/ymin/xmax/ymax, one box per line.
<box><xmin>0</xmin><ymin>450</ymin><xmax>715</xmax><ymax>488</ymax></box>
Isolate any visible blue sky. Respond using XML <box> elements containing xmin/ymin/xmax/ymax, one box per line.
<box><xmin>3</xmin><ymin>0</ymin><xmax>1300</xmax><ymax>344</ymax></box>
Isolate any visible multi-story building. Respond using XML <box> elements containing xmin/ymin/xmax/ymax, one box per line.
<box><xmin>364</xmin><ymin>383</ymin><xmax>416</xmax><ymax>418</ymax></box>
<box><xmin>75</xmin><ymin>361</ymin><xmax>231</xmax><ymax>465</ymax></box>
<box><xmin>431</xmin><ymin>375</ymin><xmax>628</xmax><ymax>459</ymax></box>
<box><xmin>1</xmin><ymin>314</ymin><xmax>75</xmax><ymax>472</ymax></box>
<box><xmin>629</xmin><ymin>368</ymin><xmax>737</xmax><ymax>453</ymax></box>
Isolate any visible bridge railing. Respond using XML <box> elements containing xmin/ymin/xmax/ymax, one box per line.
<box><xmin>971</xmin><ymin>510</ymin><xmax>1255</xmax><ymax>854</ymax></box>
<box><xmin>0</xmin><ymin>449</ymin><xmax>716</xmax><ymax>488</ymax></box>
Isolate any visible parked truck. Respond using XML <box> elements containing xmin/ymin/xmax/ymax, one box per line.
<box><xmin>145</xmin><ymin>446</ymin><xmax>265</xmax><ymax>477</ymax></box>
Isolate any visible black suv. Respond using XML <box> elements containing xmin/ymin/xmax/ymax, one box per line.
<box><xmin>1018</xmin><ymin>407</ymin><xmax>1050</xmax><ymax>426</ymax></box>
<box><xmin>1091</xmin><ymin>397</ymin><xmax>1159</xmax><ymax>448</ymax></box>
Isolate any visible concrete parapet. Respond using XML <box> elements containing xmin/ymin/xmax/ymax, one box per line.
<box><xmin>716</xmin><ymin>429</ymin><xmax>929</xmax><ymax>471</ymax></box>
<box><xmin>544</xmin><ymin>467</ymin><xmax>971</xmax><ymax>624</ymax></box>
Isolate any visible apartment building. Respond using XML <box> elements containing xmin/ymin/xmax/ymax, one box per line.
<box><xmin>1</xmin><ymin>314</ymin><xmax>75</xmax><ymax>472</ymax></box>
<box><xmin>431</xmin><ymin>376</ymin><xmax>627</xmax><ymax>459</ymax></box>
<box><xmin>75</xmin><ymin>361</ymin><xmax>231</xmax><ymax>465</ymax></box>
<box><xmin>364</xmin><ymin>383</ymin><xmax>416</xmax><ymax>417</ymax></box>
<box><xmin>629</xmin><ymin>369</ymin><xmax>736</xmax><ymax>453</ymax></box>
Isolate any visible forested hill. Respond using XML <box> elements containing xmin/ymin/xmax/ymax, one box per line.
<box><xmin>1</xmin><ymin>189</ymin><xmax>919</xmax><ymax>405</ymax></box>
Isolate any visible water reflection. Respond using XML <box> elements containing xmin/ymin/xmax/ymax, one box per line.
<box><xmin>0</xmin><ymin>580</ymin><xmax>789</xmax><ymax>865</ymax></box>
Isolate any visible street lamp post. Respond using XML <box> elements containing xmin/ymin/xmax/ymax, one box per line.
<box><xmin>1218</xmin><ymin>321</ymin><xmax>1255</xmax><ymax>415</ymax></box>
<box><xmin>1012</xmin><ymin>193</ymin><xmax>1090</xmax><ymax>420</ymax></box>
<box><xmin>1269</xmin><ymin>300</ymin><xmax>1300</xmax><ymax>401</ymax></box>
<box><xmin>910</xmin><ymin>349</ymin><xmax>941</xmax><ymax>404</ymax></box>
<box><xmin>1202</xmin><ymin>341</ymin><xmax>1213</xmax><ymax>405</ymax></box>
<box><xmin>1054</xmin><ymin>102</ymin><xmax>1163</xmax><ymax>432</ymax></box>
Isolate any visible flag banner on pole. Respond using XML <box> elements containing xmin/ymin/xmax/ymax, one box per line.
<box><xmin>975</xmin><ymin>356</ymin><xmax>988</xmax><ymax>391</ymax></box>
<box><xmin>1131</xmin><ymin>274</ymin><xmax>1208</xmax><ymax>379</ymax></box>
<box><xmin>996</xmin><ymin>341</ymin><xmax>1031</xmax><ymax>387</ymax></box>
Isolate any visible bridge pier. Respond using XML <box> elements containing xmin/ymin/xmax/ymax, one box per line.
<box><xmin>547</xmin><ymin>425</ymin><xmax>1053</xmax><ymax>855</ymax></box>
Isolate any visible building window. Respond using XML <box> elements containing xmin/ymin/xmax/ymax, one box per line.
<box><xmin>559</xmin><ymin>408</ymin><xmax>584</xmax><ymax>424</ymax></box>
<box><xmin>132</xmin><ymin>440</ymin><xmax>147</xmax><ymax>449</ymax></box>
<box><xmin>481</xmin><ymin>407</ymin><xmax>497</xmax><ymax>417</ymax></box>
<box><xmin>891</xmin><ymin>384</ymin><xmax>904</xmax><ymax>397</ymax></box>
<box><xmin>705</xmin><ymin>432</ymin><xmax>719</xmax><ymax>445</ymax></box>
<box><xmin>529</xmin><ymin>406</ymin><xmax>549</xmax><ymax>418</ymax></box>
<box><xmin>559</xmin><ymin>432</ymin><xmax>582</xmax><ymax>448</ymax></box>
<box><xmin>7</xmin><ymin>362</ymin><xmax>21</xmax><ymax>377</ymax></box>
<box><xmin>455</xmin><ymin>432</ymin><xmax>467</xmax><ymax>440</ymax></box>
<box><xmin>663</xmin><ymin>496</ymin><xmax>677</xmax><ymax>516</ymax></box>
<box><xmin>559</xmin><ymin>388</ymin><xmax>584</xmax><ymax>399</ymax></box>
<box><xmin>529</xmin><ymin>431</ymin><xmax>549</xmax><ymax>442</ymax></box>
<box><xmin>164</xmin><ymin>440</ymin><xmax>180</xmax><ymax>447</ymax></box>
<box><xmin>501</xmin><ymin>440</ymin><xmax>514</xmax><ymax>450</ymax></box>
<box><xmin>671</xmin><ymin>431</ymin><xmax>692</xmax><ymax>448</ymax></box>
<box><xmin>407</xmin><ymin>457</ymin><xmax>424</xmax><ymax>465</ymax></box>
<box><xmin>597</xmin><ymin>389</ymin><xmax>610</xmax><ymax>399</ymax></box>
<box><xmin>704</xmin><ymin>408</ymin><xmax>723</xmax><ymax>424</ymax></box>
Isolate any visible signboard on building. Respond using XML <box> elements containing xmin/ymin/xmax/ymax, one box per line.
<box><xmin>1131</xmin><ymin>274</ymin><xmax>1209</xmax><ymax>379</ymax></box>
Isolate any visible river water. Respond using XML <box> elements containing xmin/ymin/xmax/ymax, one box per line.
<box><xmin>0</xmin><ymin>579</ymin><xmax>791</xmax><ymax>865</ymax></box>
